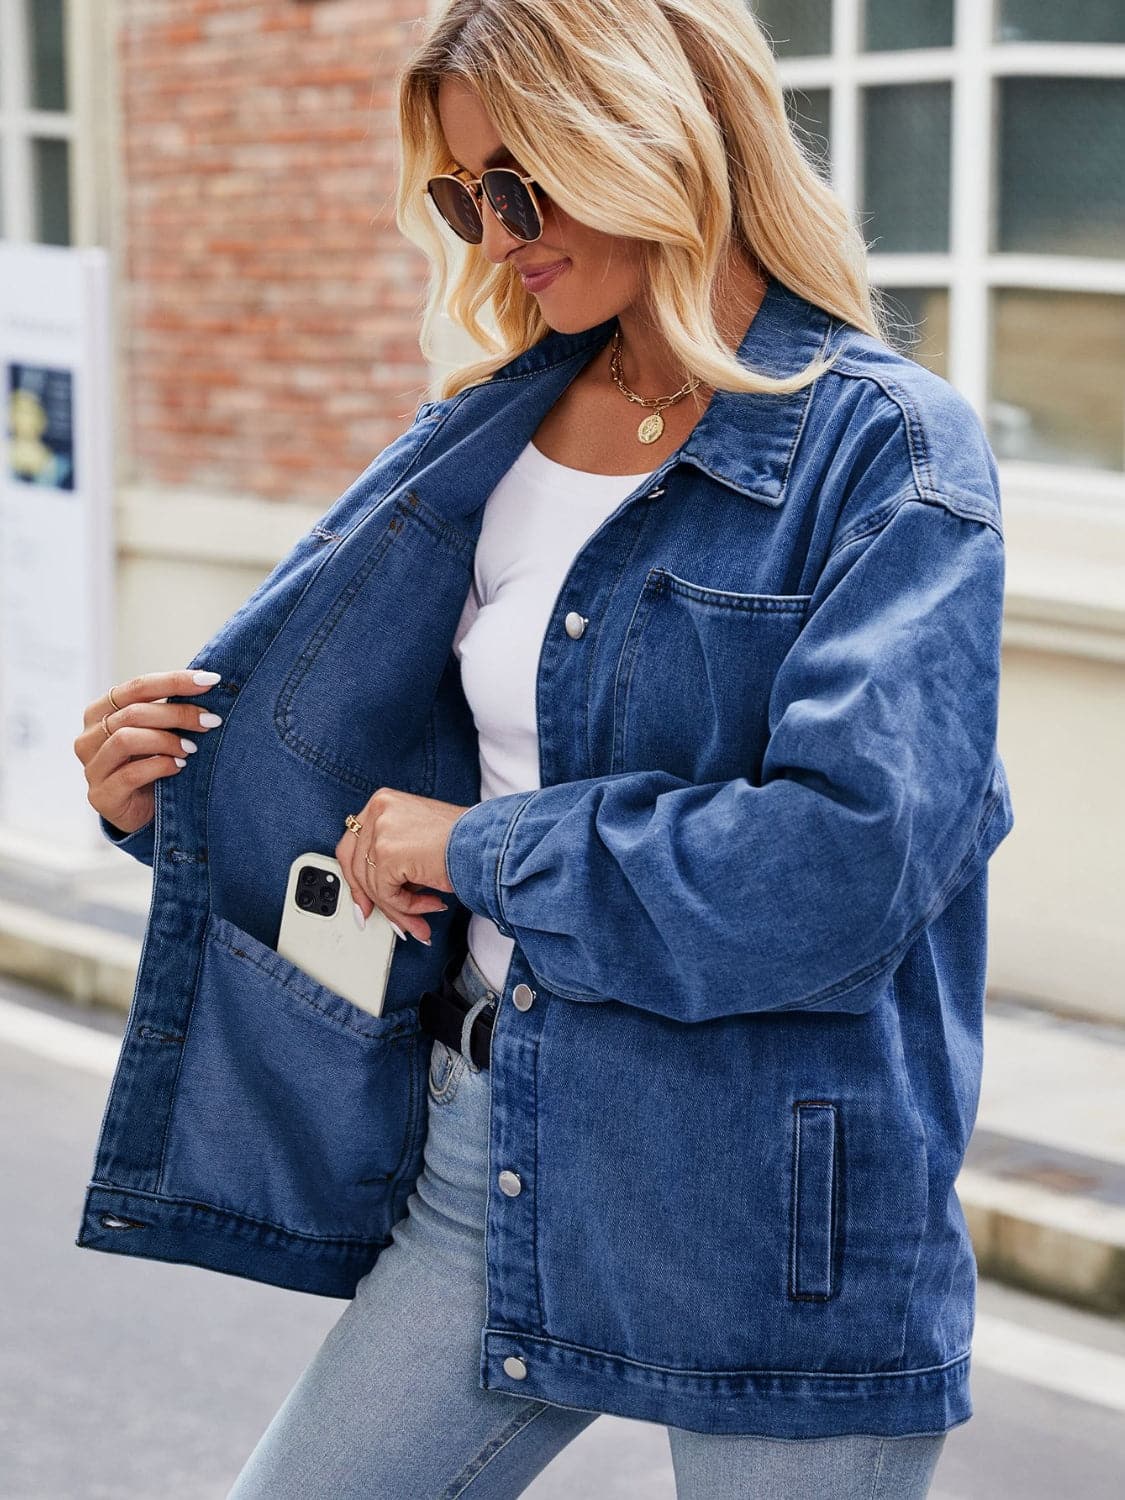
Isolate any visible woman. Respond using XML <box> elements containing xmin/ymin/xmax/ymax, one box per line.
<box><xmin>75</xmin><ymin>2</ymin><xmax>1012</xmax><ymax>1495</ymax></box>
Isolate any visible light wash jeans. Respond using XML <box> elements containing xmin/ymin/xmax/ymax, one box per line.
<box><xmin>227</xmin><ymin>948</ymin><xmax>948</xmax><ymax>1498</ymax></box>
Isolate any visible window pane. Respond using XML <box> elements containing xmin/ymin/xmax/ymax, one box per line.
<box><xmin>784</xmin><ymin>86</ymin><xmax>831</xmax><ymax>179</ymax></box>
<box><xmin>998</xmin><ymin>1</ymin><xmax>1125</xmax><ymax>44</ymax></box>
<box><xmin>32</xmin><ymin>138</ymin><xmax>71</xmax><ymax>245</ymax></box>
<box><xmin>26</xmin><ymin>0</ymin><xmax>67</xmax><ymax>112</ymax></box>
<box><xmin>879</xmin><ymin>287</ymin><xmax>950</xmax><ymax>379</ymax></box>
<box><xmin>862</xmin><ymin>85</ymin><xmax>951</xmax><ymax>253</ymax></box>
<box><xmin>997</xmin><ymin>79</ymin><xmax>1125</xmax><ymax>257</ymax></box>
<box><xmin>750</xmin><ymin>1</ymin><xmax>832</xmax><ymax>57</ymax></box>
<box><xmin>864</xmin><ymin>0</ymin><xmax>953</xmax><ymax>51</ymax></box>
<box><xmin>991</xmin><ymin>290</ymin><xmax>1125</xmax><ymax>470</ymax></box>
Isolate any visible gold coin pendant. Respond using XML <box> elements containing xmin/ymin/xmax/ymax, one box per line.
<box><xmin>637</xmin><ymin>411</ymin><xmax>665</xmax><ymax>444</ymax></box>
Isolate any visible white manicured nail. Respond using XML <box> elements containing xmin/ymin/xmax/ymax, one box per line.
<box><xmin>199</xmin><ymin>711</ymin><xmax>223</xmax><ymax>727</ymax></box>
<box><xmin>179</xmin><ymin>738</ymin><xmax>197</xmax><ymax>754</ymax></box>
<box><xmin>353</xmin><ymin>901</ymin><xmax>366</xmax><ymax>930</ymax></box>
<box><xmin>192</xmin><ymin>670</ymin><xmax>222</xmax><ymax>684</ymax></box>
<box><xmin>173</xmin><ymin>756</ymin><xmax>187</xmax><ymax>768</ymax></box>
<box><xmin>389</xmin><ymin>921</ymin><xmax>407</xmax><ymax>942</ymax></box>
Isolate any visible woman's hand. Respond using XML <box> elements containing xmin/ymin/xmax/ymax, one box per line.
<box><xmin>336</xmin><ymin>788</ymin><xmax>471</xmax><ymax>945</ymax></box>
<box><xmin>74</xmin><ymin>669</ymin><xmax>224</xmax><ymax>836</ymax></box>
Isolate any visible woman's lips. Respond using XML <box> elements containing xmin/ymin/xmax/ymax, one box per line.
<box><xmin>519</xmin><ymin>258</ymin><xmax>570</xmax><ymax>292</ymax></box>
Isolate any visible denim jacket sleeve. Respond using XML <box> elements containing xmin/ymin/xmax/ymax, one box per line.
<box><xmin>98</xmin><ymin>811</ymin><xmax>157</xmax><ymax>868</ymax></box>
<box><xmin>444</xmin><ymin>495</ymin><xmax>1011</xmax><ymax>1023</ymax></box>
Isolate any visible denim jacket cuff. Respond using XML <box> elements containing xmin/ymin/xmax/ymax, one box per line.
<box><xmin>443</xmin><ymin>791</ymin><xmax>537</xmax><ymax>938</ymax></box>
<box><xmin>98</xmin><ymin>811</ymin><xmax>157</xmax><ymax>869</ymax></box>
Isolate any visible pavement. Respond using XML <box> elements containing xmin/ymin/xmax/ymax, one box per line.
<box><xmin>1</xmin><ymin>835</ymin><xmax>1122</xmax><ymax>1318</ymax></box>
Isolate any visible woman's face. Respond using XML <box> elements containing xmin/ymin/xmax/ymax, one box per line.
<box><xmin>435</xmin><ymin>77</ymin><xmax>647</xmax><ymax>334</ymax></box>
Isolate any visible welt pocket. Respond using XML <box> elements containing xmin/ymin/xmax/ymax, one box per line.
<box><xmin>789</xmin><ymin>1099</ymin><xmax>840</xmax><ymax>1301</ymax></box>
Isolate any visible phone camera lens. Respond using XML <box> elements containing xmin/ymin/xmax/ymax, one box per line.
<box><xmin>297</xmin><ymin>890</ymin><xmax>315</xmax><ymax>909</ymax></box>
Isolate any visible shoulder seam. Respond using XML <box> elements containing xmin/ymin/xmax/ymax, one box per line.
<box><xmin>828</xmin><ymin>490</ymin><xmax>1005</xmax><ymax>564</ymax></box>
<box><xmin>825</xmin><ymin>357</ymin><xmax>1002</xmax><ymax>527</ymax></box>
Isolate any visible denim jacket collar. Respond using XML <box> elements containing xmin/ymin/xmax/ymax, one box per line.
<box><xmin>437</xmin><ymin>272</ymin><xmax>837</xmax><ymax>511</ymax></box>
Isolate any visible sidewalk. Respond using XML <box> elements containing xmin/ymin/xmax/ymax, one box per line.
<box><xmin>1</xmin><ymin>842</ymin><xmax>1122</xmax><ymax>1316</ymax></box>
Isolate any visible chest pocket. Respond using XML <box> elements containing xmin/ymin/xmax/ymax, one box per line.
<box><xmin>611</xmin><ymin>568</ymin><xmax>812</xmax><ymax>784</ymax></box>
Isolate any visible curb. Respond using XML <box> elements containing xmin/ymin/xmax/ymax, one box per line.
<box><xmin>960</xmin><ymin>1166</ymin><xmax>1125</xmax><ymax>1317</ymax></box>
<box><xmin>0</xmin><ymin>898</ymin><xmax>141</xmax><ymax>1013</ymax></box>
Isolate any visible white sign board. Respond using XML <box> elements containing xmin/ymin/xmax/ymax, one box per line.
<box><xmin>0</xmin><ymin>244</ymin><xmax>114</xmax><ymax>853</ymax></box>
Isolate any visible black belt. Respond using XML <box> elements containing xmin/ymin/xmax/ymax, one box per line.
<box><xmin>417</xmin><ymin>953</ymin><xmax>495</xmax><ymax>1071</ymax></box>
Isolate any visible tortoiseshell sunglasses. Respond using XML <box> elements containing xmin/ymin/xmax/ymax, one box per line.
<box><xmin>424</xmin><ymin>167</ymin><xmax>545</xmax><ymax>243</ymax></box>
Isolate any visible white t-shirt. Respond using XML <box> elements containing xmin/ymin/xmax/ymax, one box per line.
<box><xmin>452</xmin><ymin>437</ymin><xmax>657</xmax><ymax>993</ymax></box>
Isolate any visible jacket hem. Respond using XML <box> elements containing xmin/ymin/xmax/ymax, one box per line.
<box><xmin>75</xmin><ymin>1184</ymin><xmax>383</xmax><ymax>1300</ymax></box>
<box><xmin>480</xmin><ymin>1329</ymin><xmax>972</xmax><ymax>1438</ymax></box>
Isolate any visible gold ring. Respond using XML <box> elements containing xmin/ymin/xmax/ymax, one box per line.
<box><xmin>364</xmin><ymin>854</ymin><xmax>377</xmax><ymax>869</ymax></box>
<box><xmin>107</xmin><ymin>685</ymin><xmax>123</xmax><ymax>711</ymax></box>
<box><xmin>345</xmin><ymin>813</ymin><xmax>363</xmax><ymax>838</ymax></box>
<box><xmin>100</xmin><ymin>712</ymin><xmax>113</xmax><ymax>741</ymax></box>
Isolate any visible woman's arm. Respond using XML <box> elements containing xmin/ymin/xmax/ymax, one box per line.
<box><xmin>444</xmin><ymin>495</ymin><xmax>1013</xmax><ymax>1023</ymax></box>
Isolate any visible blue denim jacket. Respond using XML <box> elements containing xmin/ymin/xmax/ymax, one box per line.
<box><xmin>78</xmin><ymin>274</ymin><xmax>1013</xmax><ymax>1439</ymax></box>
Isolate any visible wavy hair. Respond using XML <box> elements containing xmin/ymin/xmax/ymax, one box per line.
<box><xmin>395</xmin><ymin>0</ymin><xmax>895</xmax><ymax>402</ymax></box>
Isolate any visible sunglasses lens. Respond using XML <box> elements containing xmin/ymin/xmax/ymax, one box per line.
<box><xmin>427</xmin><ymin>177</ymin><xmax>483</xmax><ymax>243</ymax></box>
<box><xmin>482</xmin><ymin>170</ymin><xmax>542</xmax><ymax>241</ymax></box>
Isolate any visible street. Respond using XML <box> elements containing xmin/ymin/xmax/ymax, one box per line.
<box><xmin>2</xmin><ymin>975</ymin><xmax>1122</xmax><ymax>1500</ymax></box>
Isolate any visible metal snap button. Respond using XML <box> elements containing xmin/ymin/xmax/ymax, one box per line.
<box><xmin>564</xmin><ymin>610</ymin><xmax>588</xmax><ymax>639</ymax></box>
<box><xmin>512</xmin><ymin>982</ymin><xmax>535</xmax><ymax>1011</ymax></box>
<box><xmin>503</xmin><ymin>1356</ymin><xmax>528</xmax><ymax>1379</ymax></box>
<box><xmin>498</xmin><ymin>1169</ymin><xmax>522</xmax><ymax>1197</ymax></box>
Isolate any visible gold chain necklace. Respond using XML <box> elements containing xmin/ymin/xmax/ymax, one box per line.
<box><xmin>608</xmin><ymin>327</ymin><xmax>702</xmax><ymax>444</ymax></box>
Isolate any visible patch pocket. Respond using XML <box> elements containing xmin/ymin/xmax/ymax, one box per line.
<box><xmin>789</xmin><ymin>1100</ymin><xmax>840</xmax><ymax>1301</ymax></box>
<box><xmin>273</xmin><ymin>493</ymin><xmax>476</xmax><ymax>796</ymax></box>
<box><xmin>160</xmin><ymin>912</ymin><xmax>423</xmax><ymax>1242</ymax></box>
<box><xmin>612</xmin><ymin>569</ymin><xmax>813</xmax><ymax>782</ymax></box>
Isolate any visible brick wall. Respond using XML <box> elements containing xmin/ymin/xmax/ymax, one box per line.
<box><xmin>118</xmin><ymin>0</ymin><xmax>432</xmax><ymax>500</ymax></box>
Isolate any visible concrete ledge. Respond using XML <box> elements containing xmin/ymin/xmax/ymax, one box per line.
<box><xmin>961</xmin><ymin>1166</ymin><xmax>1125</xmax><ymax>1316</ymax></box>
<box><xmin>0</xmin><ymin>900</ymin><xmax>140</xmax><ymax>1014</ymax></box>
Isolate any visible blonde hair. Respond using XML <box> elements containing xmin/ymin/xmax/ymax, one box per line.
<box><xmin>396</xmin><ymin>0</ymin><xmax>894</xmax><ymax>402</ymax></box>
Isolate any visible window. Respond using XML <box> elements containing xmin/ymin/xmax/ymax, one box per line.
<box><xmin>0</xmin><ymin>0</ymin><xmax>73</xmax><ymax>244</ymax></box>
<box><xmin>754</xmin><ymin>0</ymin><xmax>1125</xmax><ymax>477</ymax></box>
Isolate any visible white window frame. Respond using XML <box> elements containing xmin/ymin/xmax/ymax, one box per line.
<box><xmin>0</xmin><ymin>0</ymin><xmax>107</xmax><ymax>247</ymax></box>
<box><xmin>775</xmin><ymin>0</ymin><xmax>1125</xmax><ymax>656</ymax></box>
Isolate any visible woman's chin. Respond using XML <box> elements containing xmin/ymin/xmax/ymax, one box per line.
<box><xmin>533</xmin><ymin>301</ymin><xmax>616</xmax><ymax>336</ymax></box>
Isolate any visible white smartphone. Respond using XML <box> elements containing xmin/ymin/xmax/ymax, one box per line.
<box><xmin>276</xmin><ymin>851</ymin><xmax>396</xmax><ymax>1019</ymax></box>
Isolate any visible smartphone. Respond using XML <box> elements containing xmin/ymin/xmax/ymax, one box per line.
<box><xmin>276</xmin><ymin>851</ymin><xmax>396</xmax><ymax>1019</ymax></box>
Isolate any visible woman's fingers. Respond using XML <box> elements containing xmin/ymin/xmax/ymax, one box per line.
<box><xmin>76</xmin><ymin>669</ymin><xmax>223</xmax><ymax>766</ymax></box>
<box><xmin>335</xmin><ymin>829</ymin><xmax>371</xmax><ymax>919</ymax></box>
<box><xmin>81</xmin><ymin>668</ymin><xmax>220</xmax><ymax>728</ymax></box>
<box><xmin>82</xmin><ymin>727</ymin><xmax>195</xmax><ymax>832</ymax></box>
<box><xmin>85</xmin><ymin>725</ymin><xmax>200</xmax><ymax>780</ymax></box>
<box><xmin>75</xmin><ymin>668</ymin><xmax>222</xmax><ymax>835</ymax></box>
<box><xmin>333</xmin><ymin>830</ymin><xmax>434</xmax><ymax>944</ymax></box>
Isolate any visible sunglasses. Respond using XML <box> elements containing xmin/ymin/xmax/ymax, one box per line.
<box><xmin>424</xmin><ymin>167</ymin><xmax>545</xmax><ymax>244</ymax></box>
